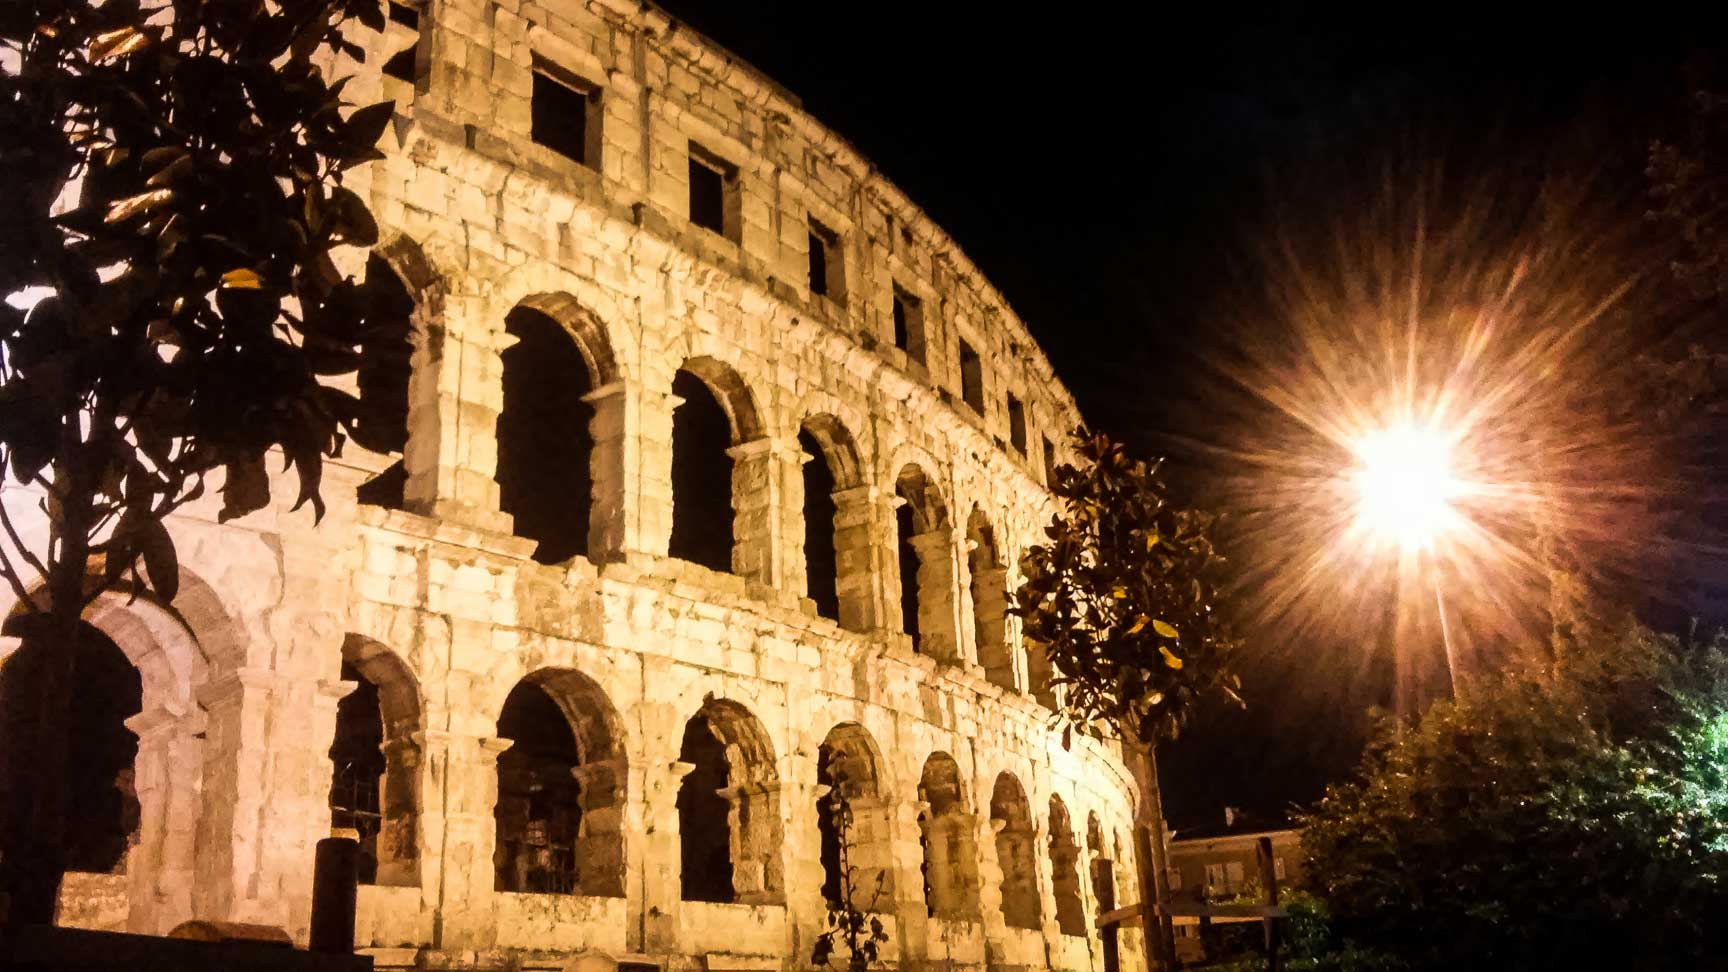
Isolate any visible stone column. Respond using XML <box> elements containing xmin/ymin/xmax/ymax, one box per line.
<box><xmin>909</xmin><ymin>529</ymin><xmax>961</xmax><ymax>664</ymax></box>
<box><xmin>639</xmin><ymin>760</ymin><xmax>695</xmax><ymax>952</ymax></box>
<box><xmin>720</xmin><ymin>780</ymin><xmax>788</xmax><ymax>905</ymax></box>
<box><xmin>425</xmin><ymin>733</ymin><xmax>512</xmax><ymax>948</ymax></box>
<box><xmin>830</xmin><ymin>485</ymin><xmax>882</xmax><ymax>633</ymax></box>
<box><xmin>583</xmin><ymin>381</ymin><xmax>634</xmax><ymax>562</ymax></box>
<box><xmin>727</xmin><ymin>436</ymin><xmax>805</xmax><ymax>592</ymax></box>
<box><xmin>972</xmin><ymin>564</ymin><xmax>1014</xmax><ymax>689</ymax></box>
<box><xmin>979</xmin><ymin>816</ymin><xmax>1010</xmax><ymax>958</ymax></box>
<box><xmin>415</xmin><ymin>316</ymin><xmax>514</xmax><ymax>534</ymax></box>
<box><xmin>193</xmin><ymin>670</ymin><xmax>351</xmax><ymax>943</ymax></box>
<box><xmin>571</xmin><ymin>758</ymin><xmax>627</xmax><ymax>897</ymax></box>
<box><xmin>122</xmin><ymin>705</ymin><xmax>204</xmax><ymax>935</ymax></box>
<box><xmin>639</xmin><ymin>388</ymin><xmax>680</xmax><ymax>558</ymax></box>
<box><xmin>374</xmin><ymin>734</ymin><xmax>423</xmax><ymax>889</ymax></box>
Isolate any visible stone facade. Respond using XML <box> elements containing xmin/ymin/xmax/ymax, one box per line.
<box><xmin>0</xmin><ymin>2</ymin><xmax>1145</xmax><ymax>970</ymax></box>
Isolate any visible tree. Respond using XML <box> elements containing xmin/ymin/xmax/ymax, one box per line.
<box><xmin>1299</xmin><ymin>622</ymin><xmax>1728</xmax><ymax>971</ymax></box>
<box><xmin>810</xmin><ymin>769</ymin><xmax>889</xmax><ymax>972</ymax></box>
<box><xmin>0</xmin><ymin>0</ymin><xmax>409</xmax><ymax>924</ymax></box>
<box><xmin>1012</xmin><ymin>429</ymin><xmax>1241</xmax><ymax>968</ymax></box>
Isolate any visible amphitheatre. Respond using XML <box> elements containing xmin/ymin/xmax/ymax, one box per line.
<box><xmin>0</xmin><ymin>2</ymin><xmax>1147</xmax><ymax>970</ymax></box>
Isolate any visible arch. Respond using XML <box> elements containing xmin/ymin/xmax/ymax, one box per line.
<box><xmin>677</xmin><ymin>696</ymin><xmax>783</xmax><ymax>904</ymax></box>
<box><xmin>669</xmin><ymin>360</ymin><xmax>761</xmax><ymax>574</ymax></box>
<box><xmin>990</xmin><ymin>772</ymin><xmax>1040</xmax><ymax>931</ymax></box>
<box><xmin>676</xmin><ymin>356</ymin><xmax>764</xmax><ymax>443</ymax></box>
<box><xmin>799</xmin><ymin>414</ymin><xmax>864</xmax><ymax>491</ymax></box>
<box><xmin>817</xmin><ymin>723</ymin><xmax>893</xmax><ymax>906</ymax></box>
<box><xmin>329</xmin><ymin>635</ymin><xmax>422</xmax><ymax>887</ymax></box>
<box><xmin>917</xmin><ymin>752</ymin><xmax>980</xmax><ymax>920</ymax></box>
<box><xmin>967</xmin><ymin>506</ymin><xmax>1013</xmax><ymax>690</ymax></box>
<box><xmin>1049</xmin><ymin>793</ymin><xmax>1086</xmax><ymax>937</ymax></box>
<box><xmin>515</xmin><ymin>292</ymin><xmax>622</xmax><ymax>388</ymax></box>
<box><xmin>893</xmin><ymin>465</ymin><xmax>959</xmax><ymax>661</ymax></box>
<box><xmin>498</xmin><ymin>304</ymin><xmax>599</xmax><ymax>564</ymax></box>
<box><xmin>0</xmin><ymin>594</ymin><xmax>208</xmax><ymax>935</ymax></box>
<box><xmin>493</xmin><ymin>667</ymin><xmax>627</xmax><ymax>897</ymax></box>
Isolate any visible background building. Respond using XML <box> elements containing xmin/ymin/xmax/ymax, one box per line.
<box><xmin>1165</xmin><ymin>811</ymin><xmax>1302</xmax><ymax>965</ymax></box>
<box><xmin>0</xmin><ymin>2</ymin><xmax>1143</xmax><ymax>971</ymax></box>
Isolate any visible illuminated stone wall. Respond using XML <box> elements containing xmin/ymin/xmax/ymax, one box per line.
<box><xmin>0</xmin><ymin>2</ymin><xmax>1145</xmax><ymax>970</ymax></box>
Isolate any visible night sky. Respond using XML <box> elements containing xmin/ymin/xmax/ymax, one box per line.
<box><xmin>654</xmin><ymin>1</ymin><xmax>1728</xmax><ymax>827</ymax></box>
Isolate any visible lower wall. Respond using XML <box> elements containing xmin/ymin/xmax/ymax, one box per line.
<box><xmin>57</xmin><ymin>872</ymin><xmax>130</xmax><ymax>932</ymax></box>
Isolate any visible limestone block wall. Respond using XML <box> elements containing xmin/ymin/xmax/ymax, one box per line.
<box><xmin>0</xmin><ymin>2</ymin><xmax>1148</xmax><ymax>972</ymax></box>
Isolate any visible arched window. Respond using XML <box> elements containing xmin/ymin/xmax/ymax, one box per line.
<box><xmin>329</xmin><ymin>636</ymin><xmax>421</xmax><ymax>887</ymax></box>
<box><xmin>497</xmin><ymin>306</ymin><xmax>596</xmax><ymax>565</ymax></box>
<box><xmin>353</xmin><ymin>253</ymin><xmax>417</xmax><ymax>510</ymax></box>
<box><xmin>0</xmin><ymin>618</ymin><xmax>142</xmax><ymax>887</ymax></box>
<box><xmin>670</xmin><ymin>369</ymin><xmax>737</xmax><ymax>572</ymax></box>
<box><xmin>800</xmin><ymin>428</ymin><xmax>840</xmax><ymax>621</ymax></box>
<box><xmin>1049</xmin><ymin>794</ymin><xmax>1086</xmax><ymax>937</ymax></box>
<box><xmin>918</xmin><ymin>752</ymin><xmax>980</xmax><ymax>920</ymax></box>
<box><xmin>990</xmin><ymin>772</ymin><xmax>1040</xmax><ymax>930</ymax></box>
<box><xmin>967</xmin><ymin>508</ymin><xmax>1013</xmax><ymax>690</ymax></box>
<box><xmin>493</xmin><ymin>669</ymin><xmax>625</xmax><ymax>897</ymax></box>
<box><xmin>676</xmin><ymin>698</ymin><xmax>783</xmax><ymax>904</ymax></box>
<box><xmin>817</xmin><ymin>724</ymin><xmax>892</xmax><ymax>908</ymax></box>
<box><xmin>894</xmin><ymin>465</ymin><xmax>958</xmax><ymax>662</ymax></box>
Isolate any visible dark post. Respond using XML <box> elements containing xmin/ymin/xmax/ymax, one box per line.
<box><xmin>1256</xmin><ymin>835</ymin><xmax>1282</xmax><ymax>972</ymax></box>
<box><xmin>310</xmin><ymin>836</ymin><xmax>359</xmax><ymax>955</ymax></box>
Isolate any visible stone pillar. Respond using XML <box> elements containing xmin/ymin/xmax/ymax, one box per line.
<box><xmin>909</xmin><ymin>529</ymin><xmax>961</xmax><ymax>664</ymax></box>
<box><xmin>415</xmin><ymin>316</ymin><xmax>514</xmax><ymax>534</ymax></box>
<box><xmin>979</xmin><ymin>815</ymin><xmax>1010</xmax><ymax>954</ymax></box>
<box><xmin>830</xmin><ymin>485</ymin><xmax>882</xmax><ymax>633</ymax></box>
<box><xmin>374</xmin><ymin>734</ymin><xmax>423</xmax><ymax>889</ymax></box>
<box><xmin>425</xmin><ymin>733</ymin><xmax>512</xmax><ymax>948</ymax></box>
<box><xmin>122</xmin><ymin>705</ymin><xmax>204</xmax><ymax>935</ymax></box>
<box><xmin>401</xmin><ymin>312</ymin><xmax>447</xmax><ymax>516</ymax></box>
<box><xmin>727</xmin><ymin>436</ymin><xmax>804</xmax><ymax>592</ymax></box>
<box><xmin>972</xmin><ymin>564</ymin><xmax>1014</xmax><ymax>690</ymax></box>
<box><xmin>639</xmin><ymin>388</ymin><xmax>680</xmax><ymax>558</ymax></box>
<box><xmin>583</xmin><ymin>381</ymin><xmax>634</xmax><ymax>562</ymax></box>
<box><xmin>571</xmin><ymin>758</ymin><xmax>627</xmax><ymax>897</ymax></box>
<box><xmin>639</xmin><ymin>760</ymin><xmax>695</xmax><ymax>952</ymax></box>
<box><xmin>720</xmin><ymin>780</ymin><xmax>787</xmax><ymax>905</ymax></box>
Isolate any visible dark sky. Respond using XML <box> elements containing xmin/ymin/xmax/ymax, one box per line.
<box><xmin>655</xmin><ymin>0</ymin><xmax>1727</xmax><ymax>827</ymax></box>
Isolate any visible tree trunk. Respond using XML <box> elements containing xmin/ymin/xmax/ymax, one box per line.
<box><xmin>1131</xmin><ymin>737</ymin><xmax>1179</xmax><ymax>972</ymax></box>
<box><xmin>0</xmin><ymin>460</ymin><xmax>94</xmax><ymax>927</ymax></box>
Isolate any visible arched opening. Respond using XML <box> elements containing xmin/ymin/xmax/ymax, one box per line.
<box><xmin>1049</xmin><ymin>794</ymin><xmax>1086</xmax><ymax>937</ymax></box>
<box><xmin>990</xmin><ymin>772</ymin><xmax>1040</xmax><ymax>931</ymax></box>
<box><xmin>1089</xmin><ymin>813</ymin><xmax>1120</xmax><ymax>972</ymax></box>
<box><xmin>671</xmin><ymin>369</ymin><xmax>738</xmax><ymax>572</ymax></box>
<box><xmin>967</xmin><ymin>508</ymin><xmax>1013</xmax><ymax>690</ymax></box>
<box><xmin>817</xmin><ymin>723</ymin><xmax>892</xmax><ymax>908</ymax></box>
<box><xmin>328</xmin><ymin>636</ymin><xmax>421</xmax><ymax>887</ymax></box>
<box><xmin>353</xmin><ymin>253</ymin><xmax>419</xmax><ymax>510</ymax></box>
<box><xmin>918</xmin><ymin>752</ymin><xmax>980</xmax><ymax>920</ymax></box>
<box><xmin>677</xmin><ymin>697</ymin><xmax>782</xmax><ymax>904</ymax></box>
<box><xmin>498</xmin><ymin>305</ymin><xmax>596</xmax><ymax>565</ymax></box>
<box><xmin>493</xmin><ymin>669</ymin><xmax>625</xmax><ymax>897</ymax></box>
<box><xmin>0</xmin><ymin>618</ymin><xmax>142</xmax><ymax>899</ymax></box>
<box><xmin>894</xmin><ymin>465</ymin><xmax>958</xmax><ymax>662</ymax></box>
<box><xmin>800</xmin><ymin>428</ymin><xmax>841</xmax><ymax>621</ymax></box>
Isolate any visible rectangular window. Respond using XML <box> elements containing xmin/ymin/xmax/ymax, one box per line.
<box><xmin>1007</xmin><ymin>393</ymin><xmax>1027</xmax><ymax>455</ymax></box>
<box><xmin>1274</xmin><ymin>856</ymin><xmax>1287</xmax><ymax>881</ymax></box>
<box><xmin>1204</xmin><ymin>863</ymin><xmax>1226</xmax><ymax>892</ymax></box>
<box><xmin>688</xmin><ymin>142</ymin><xmax>738</xmax><ymax>240</ymax></box>
<box><xmin>891</xmin><ymin>285</ymin><xmax>925</xmax><ymax>366</ymax></box>
<box><xmin>1042</xmin><ymin>436</ymin><xmax>1057</xmax><ymax>485</ymax></box>
<box><xmin>531</xmin><ymin>57</ymin><xmax>601</xmax><ymax>168</ymax></box>
<box><xmin>959</xmin><ymin>339</ymin><xmax>984</xmax><ymax>414</ymax></box>
<box><xmin>1225</xmin><ymin>860</ymin><xmax>1246</xmax><ymax>892</ymax></box>
<box><xmin>381</xmin><ymin>2</ymin><xmax>420</xmax><ymax>83</ymax></box>
<box><xmin>808</xmin><ymin>217</ymin><xmax>844</xmax><ymax>301</ymax></box>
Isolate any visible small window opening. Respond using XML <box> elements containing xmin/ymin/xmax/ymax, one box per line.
<box><xmin>381</xmin><ymin>2</ymin><xmax>420</xmax><ymax>84</ymax></box>
<box><xmin>808</xmin><ymin>218</ymin><xmax>844</xmax><ymax>301</ymax></box>
<box><xmin>959</xmin><ymin>339</ymin><xmax>984</xmax><ymax>414</ymax></box>
<box><xmin>1043</xmin><ymin>436</ymin><xmax>1058</xmax><ymax>486</ymax></box>
<box><xmin>688</xmin><ymin>143</ymin><xmax>738</xmax><ymax>240</ymax></box>
<box><xmin>895</xmin><ymin>501</ymin><xmax>922</xmax><ymax>650</ymax></box>
<box><xmin>892</xmin><ymin>285</ymin><xmax>925</xmax><ymax>367</ymax></box>
<box><xmin>531</xmin><ymin>57</ymin><xmax>601</xmax><ymax>168</ymax></box>
<box><xmin>1007</xmin><ymin>394</ymin><xmax>1027</xmax><ymax>455</ymax></box>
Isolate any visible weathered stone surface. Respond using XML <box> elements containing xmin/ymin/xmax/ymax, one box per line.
<box><xmin>8</xmin><ymin>3</ymin><xmax>1148</xmax><ymax>971</ymax></box>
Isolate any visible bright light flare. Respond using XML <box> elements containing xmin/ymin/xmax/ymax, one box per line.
<box><xmin>1349</xmin><ymin>421</ymin><xmax>1463</xmax><ymax>552</ymax></box>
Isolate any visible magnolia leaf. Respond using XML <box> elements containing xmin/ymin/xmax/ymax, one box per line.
<box><xmin>1152</xmin><ymin>619</ymin><xmax>1179</xmax><ymax>639</ymax></box>
<box><xmin>1126</xmin><ymin>615</ymin><xmax>1149</xmax><ymax>635</ymax></box>
<box><xmin>1159</xmin><ymin>645</ymin><xmax>1184</xmax><ymax>670</ymax></box>
<box><xmin>221</xmin><ymin>268</ymin><xmax>264</xmax><ymax>289</ymax></box>
<box><xmin>135</xmin><ymin>519</ymin><xmax>180</xmax><ymax>602</ymax></box>
<box><xmin>90</xmin><ymin>26</ymin><xmax>151</xmax><ymax>62</ymax></box>
<box><xmin>106</xmin><ymin>189</ymin><xmax>175</xmax><ymax>223</ymax></box>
